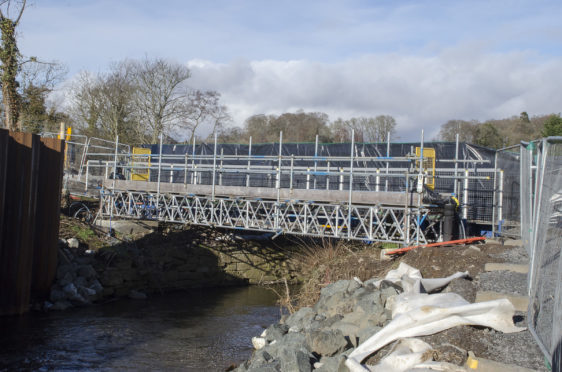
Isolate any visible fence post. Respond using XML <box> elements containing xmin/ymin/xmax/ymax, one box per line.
<box><xmin>212</xmin><ymin>132</ymin><xmax>218</xmax><ymax>202</ymax></box>
<box><xmin>314</xmin><ymin>134</ymin><xmax>319</xmax><ymax>189</ymax></box>
<box><xmin>339</xmin><ymin>168</ymin><xmax>344</xmax><ymax>190</ymax></box>
<box><xmin>289</xmin><ymin>155</ymin><xmax>294</xmax><ymax>191</ymax></box>
<box><xmin>463</xmin><ymin>169</ymin><xmax>469</xmax><ymax>220</ymax></box>
<box><xmin>454</xmin><ymin>133</ymin><xmax>459</xmax><ymax>196</ymax></box>
<box><xmin>326</xmin><ymin>161</ymin><xmax>330</xmax><ymax>190</ymax></box>
<box><xmin>184</xmin><ymin>153</ymin><xmax>188</xmax><ymax>186</ymax></box>
<box><xmin>498</xmin><ymin>169</ymin><xmax>504</xmax><ymax>225</ymax></box>
<box><xmin>385</xmin><ymin>131</ymin><xmax>390</xmax><ymax>192</ymax></box>
<box><xmin>156</xmin><ymin>134</ymin><xmax>163</xmax><ymax>218</ymax></box>
<box><xmin>247</xmin><ymin>136</ymin><xmax>252</xmax><ymax>188</ymax></box>
<box><xmin>275</xmin><ymin>132</ymin><xmax>283</xmax><ymax>230</ymax></box>
<box><xmin>219</xmin><ymin>147</ymin><xmax>224</xmax><ymax>186</ymax></box>
<box><xmin>348</xmin><ymin>129</ymin><xmax>355</xmax><ymax>238</ymax></box>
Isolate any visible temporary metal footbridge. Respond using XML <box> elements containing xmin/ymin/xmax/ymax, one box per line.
<box><xmin>56</xmin><ymin>130</ymin><xmax>518</xmax><ymax>245</ymax></box>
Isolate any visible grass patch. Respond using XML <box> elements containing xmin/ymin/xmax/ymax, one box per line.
<box><xmin>71</xmin><ymin>225</ymin><xmax>95</xmax><ymax>241</ymax></box>
<box><xmin>290</xmin><ymin>239</ymin><xmax>395</xmax><ymax>310</ymax></box>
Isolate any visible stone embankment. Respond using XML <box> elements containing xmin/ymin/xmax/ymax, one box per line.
<box><xmin>235</xmin><ymin>240</ymin><xmax>548</xmax><ymax>372</ymax></box>
<box><xmin>41</xmin><ymin>227</ymin><xmax>300</xmax><ymax>311</ymax></box>
<box><xmin>234</xmin><ymin>277</ymin><xmax>398</xmax><ymax>371</ymax></box>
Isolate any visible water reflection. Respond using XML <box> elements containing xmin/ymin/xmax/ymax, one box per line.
<box><xmin>0</xmin><ymin>286</ymin><xmax>280</xmax><ymax>371</ymax></box>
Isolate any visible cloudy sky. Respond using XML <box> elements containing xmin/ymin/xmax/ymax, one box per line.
<box><xmin>18</xmin><ymin>0</ymin><xmax>562</xmax><ymax>140</ymax></box>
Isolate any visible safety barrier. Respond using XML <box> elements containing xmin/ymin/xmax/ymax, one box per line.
<box><xmin>527</xmin><ymin>137</ymin><xmax>562</xmax><ymax>367</ymax></box>
<box><xmin>0</xmin><ymin>130</ymin><xmax>64</xmax><ymax>315</ymax></box>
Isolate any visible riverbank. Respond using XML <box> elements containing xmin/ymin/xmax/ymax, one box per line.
<box><xmin>38</xmin><ymin>216</ymin><xmax>302</xmax><ymax>311</ymax></box>
<box><xmin>235</xmin><ymin>239</ymin><xmax>549</xmax><ymax>371</ymax></box>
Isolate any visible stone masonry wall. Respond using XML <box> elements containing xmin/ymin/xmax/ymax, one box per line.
<box><xmin>45</xmin><ymin>226</ymin><xmax>301</xmax><ymax>311</ymax></box>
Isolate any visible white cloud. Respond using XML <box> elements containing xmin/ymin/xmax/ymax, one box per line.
<box><xmin>186</xmin><ymin>48</ymin><xmax>562</xmax><ymax>141</ymax></box>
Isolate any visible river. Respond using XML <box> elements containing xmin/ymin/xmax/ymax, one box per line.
<box><xmin>0</xmin><ymin>286</ymin><xmax>280</xmax><ymax>371</ymax></box>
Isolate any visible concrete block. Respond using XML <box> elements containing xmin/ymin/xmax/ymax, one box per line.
<box><xmin>484</xmin><ymin>263</ymin><xmax>528</xmax><ymax>274</ymax></box>
<box><xmin>95</xmin><ymin>219</ymin><xmax>158</xmax><ymax>235</ymax></box>
<box><xmin>466</xmin><ymin>351</ymin><xmax>536</xmax><ymax>371</ymax></box>
<box><xmin>475</xmin><ymin>291</ymin><xmax>529</xmax><ymax>312</ymax></box>
<box><xmin>503</xmin><ymin>239</ymin><xmax>523</xmax><ymax>247</ymax></box>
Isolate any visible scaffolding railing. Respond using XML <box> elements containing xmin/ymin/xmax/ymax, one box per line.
<box><xmin>46</xmin><ymin>130</ymin><xmax>521</xmax><ymax>231</ymax></box>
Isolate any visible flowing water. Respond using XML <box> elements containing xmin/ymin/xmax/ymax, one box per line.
<box><xmin>0</xmin><ymin>286</ymin><xmax>280</xmax><ymax>371</ymax></box>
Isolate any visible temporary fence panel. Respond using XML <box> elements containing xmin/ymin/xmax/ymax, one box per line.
<box><xmin>528</xmin><ymin>138</ymin><xmax>562</xmax><ymax>368</ymax></box>
<box><xmin>520</xmin><ymin>141</ymin><xmax>539</xmax><ymax>254</ymax></box>
<box><xmin>494</xmin><ymin>145</ymin><xmax>521</xmax><ymax>237</ymax></box>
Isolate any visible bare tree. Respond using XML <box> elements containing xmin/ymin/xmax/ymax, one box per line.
<box><xmin>176</xmin><ymin>90</ymin><xmax>229</xmax><ymax>144</ymax></box>
<box><xmin>435</xmin><ymin>119</ymin><xmax>478</xmax><ymax>142</ymax></box>
<box><xmin>131</xmin><ymin>58</ymin><xmax>191</xmax><ymax>143</ymax></box>
<box><xmin>69</xmin><ymin>63</ymin><xmax>137</xmax><ymax>143</ymax></box>
<box><xmin>69</xmin><ymin>57</ymin><xmax>230</xmax><ymax>144</ymax></box>
<box><xmin>329</xmin><ymin>115</ymin><xmax>397</xmax><ymax>143</ymax></box>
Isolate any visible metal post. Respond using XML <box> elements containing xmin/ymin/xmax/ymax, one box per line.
<box><xmin>386</xmin><ymin>131</ymin><xmax>390</xmax><ymax>191</ymax></box>
<box><xmin>405</xmin><ymin>171</ymin><xmax>410</xmax><ymax>245</ymax></box>
<box><xmin>110</xmin><ymin>135</ymin><xmax>119</xmax><ymax>233</ymax></box>
<box><xmin>112</xmin><ymin>135</ymin><xmax>119</xmax><ymax>190</ymax></box>
<box><xmin>491</xmin><ymin>150</ymin><xmax>498</xmax><ymax>235</ymax></box>
<box><xmin>348</xmin><ymin>129</ymin><xmax>355</xmax><ymax>238</ymax></box>
<box><xmin>170</xmin><ymin>164</ymin><xmax>174</xmax><ymax>183</ymax></box>
<box><xmin>247</xmin><ymin>136</ymin><xmax>252</xmax><ymax>188</ymax></box>
<box><xmin>529</xmin><ymin>139</ymin><xmax>547</xmax><ymax>296</ymax></box>
<box><xmin>184</xmin><ymin>153</ymin><xmax>188</xmax><ymax>185</ymax></box>
<box><xmin>416</xmin><ymin>130</ymin><xmax>424</xmax><ymax>245</ymax></box>
<box><xmin>326</xmin><ymin>161</ymin><xmax>330</xmax><ymax>190</ymax></box>
<box><xmin>191</xmin><ymin>135</ymin><xmax>196</xmax><ymax>185</ymax></box>
<box><xmin>289</xmin><ymin>155</ymin><xmax>294</xmax><ymax>191</ymax></box>
<box><xmin>306</xmin><ymin>168</ymin><xmax>311</xmax><ymax>190</ymax></box>
<box><xmin>314</xmin><ymin>134</ymin><xmax>319</xmax><ymax>189</ymax></box>
<box><xmin>454</xmin><ymin>133</ymin><xmax>459</xmax><ymax>197</ymax></box>
<box><xmin>463</xmin><ymin>169</ymin><xmax>469</xmax><ymax>220</ymax></box>
<box><xmin>156</xmin><ymin>134</ymin><xmax>163</xmax><ymax>216</ymax></box>
<box><xmin>375</xmin><ymin>169</ymin><xmax>380</xmax><ymax>192</ymax></box>
<box><xmin>212</xmin><ymin>132</ymin><xmax>218</xmax><ymax>201</ymax></box>
<box><xmin>276</xmin><ymin>132</ymin><xmax>283</xmax><ymax>195</ymax></box>
<box><xmin>339</xmin><ymin>168</ymin><xmax>344</xmax><ymax>191</ymax></box>
<box><xmin>276</xmin><ymin>132</ymin><xmax>283</xmax><ymax>230</ymax></box>
<box><xmin>219</xmin><ymin>147</ymin><xmax>224</xmax><ymax>186</ymax></box>
<box><xmin>85</xmin><ymin>161</ymin><xmax>90</xmax><ymax>191</ymax></box>
<box><xmin>498</xmin><ymin>170</ymin><xmax>504</xmax><ymax>223</ymax></box>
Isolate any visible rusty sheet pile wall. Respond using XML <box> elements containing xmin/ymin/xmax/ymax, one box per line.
<box><xmin>0</xmin><ymin>129</ymin><xmax>64</xmax><ymax>316</ymax></box>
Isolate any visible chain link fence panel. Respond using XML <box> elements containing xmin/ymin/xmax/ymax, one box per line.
<box><xmin>528</xmin><ymin>138</ymin><xmax>562</xmax><ymax>369</ymax></box>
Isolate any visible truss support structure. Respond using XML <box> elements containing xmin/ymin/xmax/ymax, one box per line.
<box><xmin>100</xmin><ymin>188</ymin><xmax>435</xmax><ymax>245</ymax></box>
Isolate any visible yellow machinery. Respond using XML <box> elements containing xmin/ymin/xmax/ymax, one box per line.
<box><xmin>132</xmin><ymin>147</ymin><xmax>151</xmax><ymax>181</ymax></box>
<box><xmin>415</xmin><ymin>147</ymin><xmax>436</xmax><ymax>190</ymax></box>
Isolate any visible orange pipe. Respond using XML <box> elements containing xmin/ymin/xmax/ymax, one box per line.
<box><xmin>385</xmin><ymin>236</ymin><xmax>486</xmax><ymax>255</ymax></box>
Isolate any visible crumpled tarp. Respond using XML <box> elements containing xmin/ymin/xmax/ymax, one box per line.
<box><xmin>345</xmin><ymin>263</ymin><xmax>525</xmax><ymax>372</ymax></box>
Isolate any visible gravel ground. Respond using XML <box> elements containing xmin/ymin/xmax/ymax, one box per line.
<box><xmin>392</xmin><ymin>240</ymin><xmax>550</xmax><ymax>371</ymax></box>
<box><xmin>445</xmin><ymin>241</ymin><xmax>549</xmax><ymax>371</ymax></box>
<box><xmin>477</xmin><ymin>271</ymin><xmax>528</xmax><ymax>296</ymax></box>
<box><xmin>488</xmin><ymin>239</ymin><xmax>530</xmax><ymax>264</ymax></box>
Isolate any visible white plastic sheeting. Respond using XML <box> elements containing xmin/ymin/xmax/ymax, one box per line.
<box><xmin>346</xmin><ymin>263</ymin><xmax>525</xmax><ymax>372</ymax></box>
<box><xmin>366</xmin><ymin>338</ymin><xmax>466</xmax><ymax>372</ymax></box>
